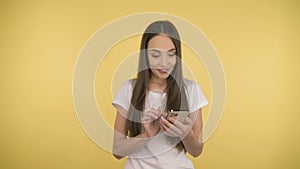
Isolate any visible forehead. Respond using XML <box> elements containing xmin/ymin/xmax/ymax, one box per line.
<box><xmin>147</xmin><ymin>34</ymin><xmax>175</xmax><ymax>50</ymax></box>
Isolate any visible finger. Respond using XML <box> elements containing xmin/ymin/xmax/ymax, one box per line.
<box><xmin>144</xmin><ymin>109</ymin><xmax>160</xmax><ymax>119</ymax></box>
<box><xmin>168</xmin><ymin>124</ymin><xmax>183</xmax><ymax>136</ymax></box>
<box><xmin>164</xmin><ymin>129</ymin><xmax>178</xmax><ymax>137</ymax></box>
<box><xmin>166</xmin><ymin>118</ymin><xmax>191</xmax><ymax>137</ymax></box>
<box><xmin>148</xmin><ymin>108</ymin><xmax>162</xmax><ymax>117</ymax></box>
<box><xmin>141</xmin><ymin>116</ymin><xmax>152</xmax><ymax>123</ymax></box>
<box><xmin>142</xmin><ymin>113</ymin><xmax>158</xmax><ymax>122</ymax></box>
<box><xmin>146</xmin><ymin>112</ymin><xmax>159</xmax><ymax>120</ymax></box>
<box><xmin>168</xmin><ymin>117</ymin><xmax>185</xmax><ymax>129</ymax></box>
<box><xmin>160</xmin><ymin>125</ymin><xmax>178</xmax><ymax>137</ymax></box>
<box><xmin>162</xmin><ymin>119</ymin><xmax>182</xmax><ymax>136</ymax></box>
<box><xmin>161</xmin><ymin>118</ymin><xmax>173</xmax><ymax>128</ymax></box>
<box><xmin>162</xmin><ymin>112</ymin><xmax>168</xmax><ymax>118</ymax></box>
<box><xmin>185</xmin><ymin>117</ymin><xmax>193</xmax><ymax>126</ymax></box>
<box><xmin>166</xmin><ymin>116</ymin><xmax>175</xmax><ymax>123</ymax></box>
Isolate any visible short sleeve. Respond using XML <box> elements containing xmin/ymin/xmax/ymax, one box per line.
<box><xmin>112</xmin><ymin>80</ymin><xmax>133</xmax><ymax>112</ymax></box>
<box><xmin>185</xmin><ymin>79</ymin><xmax>208</xmax><ymax>112</ymax></box>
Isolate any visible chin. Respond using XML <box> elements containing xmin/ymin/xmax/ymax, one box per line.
<box><xmin>157</xmin><ymin>73</ymin><xmax>170</xmax><ymax>80</ymax></box>
<box><xmin>159</xmin><ymin>75</ymin><xmax>169</xmax><ymax>80</ymax></box>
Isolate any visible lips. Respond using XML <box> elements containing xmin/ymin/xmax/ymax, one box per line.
<box><xmin>157</xmin><ymin>68</ymin><xmax>169</xmax><ymax>73</ymax></box>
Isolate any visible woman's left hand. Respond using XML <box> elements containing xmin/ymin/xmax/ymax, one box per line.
<box><xmin>160</xmin><ymin>114</ymin><xmax>194</xmax><ymax>139</ymax></box>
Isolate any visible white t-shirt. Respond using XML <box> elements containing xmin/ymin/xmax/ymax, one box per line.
<box><xmin>112</xmin><ymin>79</ymin><xmax>208</xmax><ymax>169</ymax></box>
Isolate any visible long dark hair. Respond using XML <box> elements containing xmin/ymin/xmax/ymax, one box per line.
<box><xmin>127</xmin><ymin>21</ymin><xmax>188</xmax><ymax>148</ymax></box>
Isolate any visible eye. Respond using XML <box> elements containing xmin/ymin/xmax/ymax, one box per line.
<box><xmin>168</xmin><ymin>52</ymin><xmax>176</xmax><ymax>57</ymax></box>
<box><xmin>150</xmin><ymin>51</ymin><xmax>160</xmax><ymax>57</ymax></box>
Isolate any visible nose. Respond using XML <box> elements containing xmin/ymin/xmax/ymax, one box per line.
<box><xmin>160</xmin><ymin>55</ymin><xmax>168</xmax><ymax>67</ymax></box>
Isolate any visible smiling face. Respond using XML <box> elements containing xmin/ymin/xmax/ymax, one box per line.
<box><xmin>147</xmin><ymin>34</ymin><xmax>177</xmax><ymax>81</ymax></box>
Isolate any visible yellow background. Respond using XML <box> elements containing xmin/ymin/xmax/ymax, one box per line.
<box><xmin>1</xmin><ymin>0</ymin><xmax>299</xmax><ymax>169</ymax></box>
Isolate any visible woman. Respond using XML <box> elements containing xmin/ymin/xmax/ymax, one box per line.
<box><xmin>112</xmin><ymin>20</ymin><xmax>208</xmax><ymax>169</ymax></box>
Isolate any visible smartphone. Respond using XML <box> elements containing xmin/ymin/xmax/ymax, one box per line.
<box><xmin>166</xmin><ymin>110</ymin><xmax>189</xmax><ymax>123</ymax></box>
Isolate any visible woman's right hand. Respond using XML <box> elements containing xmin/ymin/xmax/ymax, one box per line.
<box><xmin>141</xmin><ymin>108</ymin><xmax>162</xmax><ymax>138</ymax></box>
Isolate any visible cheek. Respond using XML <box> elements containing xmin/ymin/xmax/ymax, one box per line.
<box><xmin>170</xmin><ymin>57</ymin><xmax>177</xmax><ymax>66</ymax></box>
<box><xmin>148</xmin><ymin>58</ymin><xmax>159</xmax><ymax>67</ymax></box>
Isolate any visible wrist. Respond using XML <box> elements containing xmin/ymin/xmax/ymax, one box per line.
<box><xmin>182</xmin><ymin>129</ymin><xmax>194</xmax><ymax>141</ymax></box>
<box><xmin>140</xmin><ymin>131</ymin><xmax>154</xmax><ymax>139</ymax></box>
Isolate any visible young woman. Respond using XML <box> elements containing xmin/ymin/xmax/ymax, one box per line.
<box><xmin>112</xmin><ymin>20</ymin><xmax>208</xmax><ymax>169</ymax></box>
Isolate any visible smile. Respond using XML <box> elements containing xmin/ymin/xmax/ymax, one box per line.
<box><xmin>157</xmin><ymin>68</ymin><xmax>169</xmax><ymax>73</ymax></box>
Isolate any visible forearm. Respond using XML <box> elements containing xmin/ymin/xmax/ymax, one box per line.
<box><xmin>113</xmin><ymin>132</ymin><xmax>150</xmax><ymax>159</ymax></box>
<box><xmin>182</xmin><ymin>130</ymin><xmax>203</xmax><ymax>157</ymax></box>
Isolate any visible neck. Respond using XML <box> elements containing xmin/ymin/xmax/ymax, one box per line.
<box><xmin>148</xmin><ymin>77</ymin><xmax>167</xmax><ymax>93</ymax></box>
<box><xmin>149</xmin><ymin>76</ymin><xmax>167</xmax><ymax>86</ymax></box>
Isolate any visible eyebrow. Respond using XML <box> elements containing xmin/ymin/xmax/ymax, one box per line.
<box><xmin>148</xmin><ymin>48</ymin><xmax>176</xmax><ymax>52</ymax></box>
<box><xmin>168</xmin><ymin>48</ymin><xmax>176</xmax><ymax>52</ymax></box>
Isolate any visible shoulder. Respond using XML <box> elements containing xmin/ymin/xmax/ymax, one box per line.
<box><xmin>112</xmin><ymin>79</ymin><xmax>136</xmax><ymax>112</ymax></box>
<box><xmin>119</xmin><ymin>79</ymin><xmax>136</xmax><ymax>90</ymax></box>
<box><xmin>183</xmin><ymin>78</ymin><xmax>198</xmax><ymax>90</ymax></box>
<box><xmin>183</xmin><ymin>78</ymin><xmax>208</xmax><ymax>112</ymax></box>
<box><xmin>183</xmin><ymin>78</ymin><xmax>204</xmax><ymax>99</ymax></box>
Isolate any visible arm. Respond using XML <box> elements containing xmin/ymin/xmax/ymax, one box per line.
<box><xmin>113</xmin><ymin>107</ymin><xmax>161</xmax><ymax>159</ymax></box>
<box><xmin>181</xmin><ymin>109</ymin><xmax>204</xmax><ymax>157</ymax></box>
<box><xmin>112</xmin><ymin>111</ymin><xmax>149</xmax><ymax>159</ymax></box>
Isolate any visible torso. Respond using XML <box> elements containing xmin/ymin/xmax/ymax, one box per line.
<box><xmin>148</xmin><ymin>79</ymin><xmax>167</xmax><ymax>93</ymax></box>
